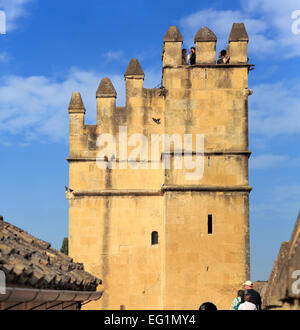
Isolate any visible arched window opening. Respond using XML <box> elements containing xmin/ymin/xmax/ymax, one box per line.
<box><xmin>208</xmin><ymin>215</ymin><xmax>213</xmax><ymax>234</ymax></box>
<box><xmin>151</xmin><ymin>231</ymin><xmax>159</xmax><ymax>245</ymax></box>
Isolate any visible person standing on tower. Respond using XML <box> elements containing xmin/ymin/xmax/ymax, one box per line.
<box><xmin>189</xmin><ymin>47</ymin><xmax>196</xmax><ymax>65</ymax></box>
<box><xmin>182</xmin><ymin>49</ymin><xmax>188</xmax><ymax>65</ymax></box>
<box><xmin>217</xmin><ymin>49</ymin><xmax>230</xmax><ymax>64</ymax></box>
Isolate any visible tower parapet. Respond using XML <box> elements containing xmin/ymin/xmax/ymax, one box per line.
<box><xmin>124</xmin><ymin>58</ymin><xmax>145</xmax><ymax>78</ymax></box>
<box><xmin>124</xmin><ymin>59</ymin><xmax>144</xmax><ymax>105</ymax></box>
<box><xmin>96</xmin><ymin>78</ymin><xmax>117</xmax><ymax>132</ymax></box>
<box><xmin>124</xmin><ymin>59</ymin><xmax>146</xmax><ymax>133</ymax></box>
<box><xmin>162</xmin><ymin>26</ymin><xmax>183</xmax><ymax>67</ymax></box>
<box><xmin>68</xmin><ymin>91</ymin><xmax>86</xmax><ymax>114</ymax></box>
<box><xmin>228</xmin><ymin>23</ymin><xmax>249</xmax><ymax>63</ymax></box>
<box><xmin>68</xmin><ymin>92</ymin><xmax>86</xmax><ymax>156</ymax></box>
<box><xmin>194</xmin><ymin>27</ymin><xmax>217</xmax><ymax>64</ymax></box>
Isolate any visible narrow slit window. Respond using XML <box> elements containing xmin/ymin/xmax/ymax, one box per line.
<box><xmin>151</xmin><ymin>231</ymin><xmax>159</xmax><ymax>245</ymax></box>
<box><xmin>208</xmin><ymin>215</ymin><xmax>213</xmax><ymax>234</ymax></box>
<box><xmin>208</xmin><ymin>156</ymin><xmax>211</xmax><ymax>167</ymax></box>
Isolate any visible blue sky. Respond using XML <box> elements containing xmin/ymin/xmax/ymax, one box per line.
<box><xmin>0</xmin><ymin>0</ymin><xmax>299</xmax><ymax>281</ymax></box>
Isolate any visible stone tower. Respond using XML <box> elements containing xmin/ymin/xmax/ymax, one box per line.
<box><xmin>67</xmin><ymin>23</ymin><xmax>252</xmax><ymax>310</ymax></box>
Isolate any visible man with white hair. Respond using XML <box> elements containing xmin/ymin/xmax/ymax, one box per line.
<box><xmin>243</xmin><ymin>280</ymin><xmax>262</xmax><ymax>310</ymax></box>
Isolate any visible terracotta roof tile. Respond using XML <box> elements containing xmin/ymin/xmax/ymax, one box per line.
<box><xmin>0</xmin><ymin>219</ymin><xmax>101</xmax><ymax>291</ymax></box>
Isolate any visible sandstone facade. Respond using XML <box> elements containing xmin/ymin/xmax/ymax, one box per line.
<box><xmin>67</xmin><ymin>23</ymin><xmax>253</xmax><ymax>310</ymax></box>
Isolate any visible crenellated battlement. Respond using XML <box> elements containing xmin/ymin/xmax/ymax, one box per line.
<box><xmin>67</xmin><ymin>22</ymin><xmax>252</xmax><ymax>171</ymax></box>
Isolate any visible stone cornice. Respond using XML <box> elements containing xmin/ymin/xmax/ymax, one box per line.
<box><xmin>72</xmin><ymin>189</ymin><xmax>163</xmax><ymax>197</ymax></box>
<box><xmin>67</xmin><ymin>185</ymin><xmax>252</xmax><ymax>198</ymax></box>
<box><xmin>67</xmin><ymin>150</ymin><xmax>251</xmax><ymax>162</ymax></box>
<box><xmin>162</xmin><ymin>185</ymin><xmax>252</xmax><ymax>192</ymax></box>
<box><xmin>164</xmin><ymin>63</ymin><xmax>255</xmax><ymax>69</ymax></box>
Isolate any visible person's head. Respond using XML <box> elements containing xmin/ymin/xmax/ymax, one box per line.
<box><xmin>182</xmin><ymin>48</ymin><xmax>187</xmax><ymax>56</ymax></box>
<box><xmin>199</xmin><ymin>302</ymin><xmax>217</xmax><ymax>311</ymax></box>
<box><xmin>191</xmin><ymin>47</ymin><xmax>195</xmax><ymax>53</ymax></box>
<box><xmin>243</xmin><ymin>280</ymin><xmax>253</xmax><ymax>290</ymax></box>
<box><xmin>219</xmin><ymin>49</ymin><xmax>227</xmax><ymax>58</ymax></box>
<box><xmin>238</xmin><ymin>290</ymin><xmax>244</xmax><ymax>298</ymax></box>
<box><xmin>244</xmin><ymin>294</ymin><xmax>252</xmax><ymax>303</ymax></box>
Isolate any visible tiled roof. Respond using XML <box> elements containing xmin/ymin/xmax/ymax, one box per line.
<box><xmin>0</xmin><ymin>218</ymin><xmax>101</xmax><ymax>291</ymax></box>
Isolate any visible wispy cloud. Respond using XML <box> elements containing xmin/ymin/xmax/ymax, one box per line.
<box><xmin>250</xmin><ymin>154</ymin><xmax>288</xmax><ymax>169</ymax></box>
<box><xmin>249</xmin><ymin>79</ymin><xmax>300</xmax><ymax>138</ymax></box>
<box><xmin>0</xmin><ymin>68</ymin><xmax>161</xmax><ymax>145</ymax></box>
<box><xmin>104</xmin><ymin>48</ymin><xmax>160</xmax><ymax>64</ymax></box>
<box><xmin>1</xmin><ymin>67</ymin><xmax>299</xmax><ymax>147</ymax></box>
<box><xmin>0</xmin><ymin>51</ymin><xmax>8</xmax><ymax>62</ymax></box>
<box><xmin>250</xmin><ymin>154</ymin><xmax>300</xmax><ymax>169</ymax></box>
<box><xmin>0</xmin><ymin>0</ymin><xmax>32</xmax><ymax>32</ymax></box>
<box><xmin>104</xmin><ymin>50</ymin><xmax>125</xmax><ymax>63</ymax></box>
<box><xmin>0</xmin><ymin>69</ymin><xmax>121</xmax><ymax>144</ymax></box>
<box><xmin>252</xmin><ymin>184</ymin><xmax>300</xmax><ymax>221</ymax></box>
<box><xmin>179</xmin><ymin>0</ymin><xmax>300</xmax><ymax>58</ymax></box>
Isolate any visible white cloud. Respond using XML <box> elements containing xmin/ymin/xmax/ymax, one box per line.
<box><xmin>0</xmin><ymin>51</ymin><xmax>8</xmax><ymax>62</ymax></box>
<box><xmin>0</xmin><ymin>0</ymin><xmax>32</xmax><ymax>31</ymax></box>
<box><xmin>0</xmin><ymin>68</ymin><xmax>161</xmax><ymax>145</ymax></box>
<box><xmin>179</xmin><ymin>0</ymin><xmax>300</xmax><ymax>58</ymax></box>
<box><xmin>104</xmin><ymin>50</ymin><xmax>125</xmax><ymax>63</ymax></box>
<box><xmin>250</xmin><ymin>154</ymin><xmax>288</xmax><ymax>169</ymax></box>
<box><xmin>1</xmin><ymin>66</ymin><xmax>299</xmax><ymax>146</ymax></box>
<box><xmin>250</xmin><ymin>154</ymin><xmax>300</xmax><ymax>169</ymax></box>
<box><xmin>249</xmin><ymin>80</ymin><xmax>300</xmax><ymax>138</ymax></box>
<box><xmin>0</xmin><ymin>70</ymin><xmax>121</xmax><ymax>144</ymax></box>
<box><xmin>180</xmin><ymin>9</ymin><xmax>268</xmax><ymax>50</ymax></box>
<box><xmin>104</xmin><ymin>49</ymin><xmax>160</xmax><ymax>65</ymax></box>
<box><xmin>252</xmin><ymin>184</ymin><xmax>300</xmax><ymax>221</ymax></box>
